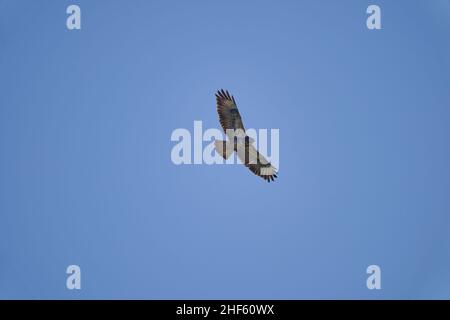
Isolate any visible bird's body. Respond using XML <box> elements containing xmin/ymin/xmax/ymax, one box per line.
<box><xmin>214</xmin><ymin>89</ymin><xmax>278</xmax><ymax>182</ymax></box>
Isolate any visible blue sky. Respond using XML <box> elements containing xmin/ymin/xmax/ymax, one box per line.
<box><xmin>0</xmin><ymin>0</ymin><xmax>449</xmax><ymax>299</ymax></box>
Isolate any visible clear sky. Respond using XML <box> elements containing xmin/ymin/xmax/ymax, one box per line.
<box><xmin>0</xmin><ymin>0</ymin><xmax>449</xmax><ymax>299</ymax></box>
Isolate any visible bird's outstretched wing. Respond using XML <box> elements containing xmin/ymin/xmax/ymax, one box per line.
<box><xmin>216</xmin><ymin>89</ymin><xmax>245</xmax><ymax>135</ymax></box>
<box><xmin>236</xmin><ymin>142</ymin><xmax>278</xmax><ymax>182</ymax></box>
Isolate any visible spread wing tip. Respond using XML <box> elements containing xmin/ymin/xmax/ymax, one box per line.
<box><xmin>216</xmin><ymin>89</ymin><xmax>235</xmax><ymax>103</ymax></box>
<box><xmin>265</xmin><ymin>173</ymin><xmax>278</xmax><ymax>183</ymax></box>
<box><xmin>258</xmin><ymin>167</ymin><xmax>278</xmax><ymax>183</ymax></box>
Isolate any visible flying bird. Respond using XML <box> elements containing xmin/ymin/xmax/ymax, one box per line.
<box><xmin>214</xmin><ymin>89</ymin><xmax>278</xmax><ymax>182</ymax></box>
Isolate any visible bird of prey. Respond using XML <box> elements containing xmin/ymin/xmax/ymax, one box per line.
<box><xmin>214</xmin><ymin>89</ymin><xmax>278</xmax><ymax>182</ymax></box>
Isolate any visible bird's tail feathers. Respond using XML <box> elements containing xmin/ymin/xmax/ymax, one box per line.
<box><xmin>214</xmin><ymin>140</ymin><xmax>234</xmax><ymax>160</ymax></box>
